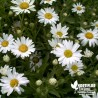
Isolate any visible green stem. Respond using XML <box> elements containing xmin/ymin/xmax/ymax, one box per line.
<box><xmin>19</xmin><ymin>13</ymin><xmax>24</xmax><ymax>33</ymax></box>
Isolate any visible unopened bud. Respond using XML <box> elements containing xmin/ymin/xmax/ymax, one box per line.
<box><xmin>3</xmin><ymin>55</ymin><xmax>10</xmax><ymax>62</ymax></box>
<box><xmin>16</xmin><ymin>29</ymin><xmax>22</xmax><ymax>34</ymax></box>
<box><xmin>49</xmin><ymin>78</ymin><xmax>57</xmax><ymax>85</ymax></box>
<box><xmin>95</xmin><ymin>70</ymin><xmax>98</xmax><ymax>76</ymax></box>
<box><xmin>52</xmin><ymin>59</ymin><xmax>58</xmax><ymax>65</ymax></box>
<box><xmin>8</xmin><ymin>11</ymin><xmax>13</xmax><ymax>16</ymax></box>
<box><xmin>36</xmin><ymin>80</ymin><xmax>42</xmax><ymax>86</ymax></box>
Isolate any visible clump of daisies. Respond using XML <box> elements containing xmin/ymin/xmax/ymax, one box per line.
<box><xmin>11</xmin><ymin>36</ymin><xmax>35</xmax><ymax>59</ymax></box>
<box><xmin>37</xmin><ymin>7</ymin><xmax>59</xmax><ymax>25</ymax></box>
<box><xmin>10</xmin><ymin>0</ymin><xmax>36</xmax><ymax>15</ymax></box>
<box><xmin>72</xmin><ymin>2</ymin><xmax>85</xmax><ymax>15</ymax></box>
<box><xmin>52</xmin><ymin>40</ymin><xmax>82</xmax><ymax>66</ymax></box>
<box><xmin>40</xmin><ymin>0</ymin><xmax>56</xmax><ymax>5</ymax></box>
<box><xmin>0</xmin><ymin>67</ymin><xmax>29</xmax><ymax>96</ymax></box>
<box><xmin>30</xmin><ymin>51</ymin><xmax>42</xmax><ymax>71</ymax></box>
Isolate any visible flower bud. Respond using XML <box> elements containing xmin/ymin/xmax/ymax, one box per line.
<box><xmin>36</xmin><ymin>80</ymin><xmax>42</xmax><ymax>86</ymax></box>
<box><xmin>96</xmin><ymin>55</ymin><xmax>98</xmax><ymax>60</ymax></box>
<box><xmin>25</xmin><ymin>21</ymin><xmax>28</xmax><ymax>25</ymax></box>
<box><xmin>83</xmin><ymin>22</ymin><xmax>87</xmax><ymax>25</ymax></box>
<box><xmin>4</xmin><ymin>24</ymin><xmax>7</xmax><ymax>27</ymax></box>
<box><xmin>3</xmin><ymin>55</ymin><xmax>10</xmax><ymax>62</ymax></box>
<box><xmin>8</xmin><ymin>11</ymin><xmax>13</xmax><ymax>16</ymax></box>
<box><xmin>29</xmin><ymin>23</ymin><xmax>34</xmax><ymax>28</ymax></box>
<box><xmin>95</xmin><ymin>70</ymin><xmax>98</xmax><ymax>76</ymax></box>
<box><xmin>36</xmin><ymin>88</ymin><xmax>41</xmax><ymax>93</ymax></box>
<box><xmin>92</xmin><ymin>13</ymin><xmax>96</xmax><ymax>16</ymax></box>
<box><xmin>63</xmin><ymin>13</ymin><xmax>67</xmax><ymax>16</ymax></box>
<box><xmin>49</xmin><ymin>78</ymin><xmax>57</xmax><ymax>85</ymax></box>
<box><xmin>52</xmin><ymin>59</ymin><xmax>58</xmax><ymax>65</ymax></box>
<box><xmin>16</xmin><ymin>29</ymin><xmax>22</xmax><ymax>34</ymax></box>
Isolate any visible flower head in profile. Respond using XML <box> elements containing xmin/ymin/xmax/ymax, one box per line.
<box><xmin>83</xmin><ymin>48</ymin><xmax>93</xmax><ymax>57</ymax></box>
<box><xmin>0</xmin><ymin>33</ymin><xmax>14</xmax><ymax>53</ymax></box>
<box><xmin>0</xmin><ymin>67</ymin><xmax>29</xmax><ymax>96</ymax></box>
<box><xmin>0</xmin><ymin>65</ymin><xmax>12</xmax><ymax>76</ymax></box>
<box><xmin>72</xmin><ymin>3</ymin><xmax>85</xmax><ymax>15</ymax></box>
<box><xmin>37</xmin><ymin>7</ymin><xmax>59</xmax><ymax>25</ymax></box>
<box><xmin>10</xmin><ymin>0</ymin><xmax>36</xmax><ymax>15</ymax></box>
<box><xmin>53</xmin><ymin>40</ymin><xmax>82</xmax><ymax>66</ymax></box>
<box><xmin>11</xmin><ymin>36</ymin><xmax>35</xmax><ymax>59</ymax></box>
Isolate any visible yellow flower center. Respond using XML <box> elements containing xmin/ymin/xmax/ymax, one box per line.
<box><xmin>1</xmin><ymin>40</ymin><xmax>9</xmax><ymax>47</ymax></box>
<box><xmin>64</xmin><ymin>50</ymin><xmax>73</xmax><ymax>58</ymax></box>
<box><xmin>19</xmin><ymin>44</ymin><xmax>28</xmax><ymax>52</ymax></box>
<box><xmin>32</xmin><ymin>57</ymin><xmax>39</xmax><ymax>64</ymax></box>
<box><xmin>85</xmin><ymin>32</ymin><xmax>93</xmax><ymax>39</ymax></box>
<box><xmin>71</xmin><ymin>65</ymin><xmax>78</xmax><ymax>72</ymax></box>
<box><xmin>77</xmin><ymin>6</ymin><xmax>82</xmax><ymax>11</ymax></box>
<box><xmin>56</xmin><ymin>44</ymin><xmax>60</xmax><ymax>48</ymax></box>
<box><xmin>56</xmin><ymin>32</ymin><xmax>63</xmax><ymax>37</ymax></box>
<box><xmin>95</xmin><ymin>24</ymin><xmax>98</xmax><ymax>27</ymax></box>
<box><xmin>45</xmin><ymin>13</ymin><xmax>53</xmax><ymax>19</ymax></box>
<box><xmin>20</xmin><ymin>2</ymin><xmax>29</xmax><ymax>9</ymax></box>
<box><xmin>10</xmin><ymin>79</ymin><xmax>19</xmax><ymax>88</ymax></box>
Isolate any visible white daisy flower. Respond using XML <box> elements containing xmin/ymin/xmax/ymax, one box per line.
<box><xmin>37</xmin><ymin>7</ymin><xmax>59</xmax><ymax>25</ymax></box>
<box><xmin>72</xmin><ymin>3</ymin><xmax>85</xmax><ymax>14</ymax></box>
<box><xmin>83</xmin><ymin>48</ymin><xmax>93</xmax><ymax>57</ymax></box>
<box><xmin>0</xmin><ymin>67</ymin><xmax>29</xmax><ymax>96</ymax></box>
<box><xmin>48</xmin><ymin>38</ymin><xmax>62</xmax><ymax>53</ymax></box>
<box><xmin>91</xmin><ymin>20</ymin><xmax>98</xmax><ymax>29</ymax></box>
<box><xmin>65</xmin><ymin>61</ymin><xmax>84</xmax><ymax>76</ymax></box>
<box><xmin>77</xmin><ymin>28</ymin><xmax>98</xmax><ymax>47</ymax></box>
<box><xmin>40</xmin><ymin>0</ymin><xmax>56</xmax><ymax>5</ymax></box>
<box><xmin>10</xmin><ymin>0</ymin><xmax>36</xmax><ymax>15</ymax></box>
<box><xmin>50</xmin><ymin>23</ymin><xmax>69</xmax><ymax>38</ymax></box>
<box><xmin>11</xmin><ymin>36</ymin><xmax>35</xmax><ymax>59</ymax></box>
<box><xmin>0</xmin><ymin>65</ymin><xmax>12</xmax><ymax>76</ymax></box>
<box><xmin>30</xmin><ymin>51</ymin><xmax>42</xmax><ymax>71</ymax></box>
<box><xmin>53</xmin><ymin>40</ymin><xmax>82</xmax><ymax>66</ymax></box>
<box><xmin>0</xmin><ymin>33</ymin><xmax>14</xmax><ymax>53</ymax></box>
<box><xmin>48</xmin><ymin>38</ymin><xmax>62</xmax><ymax>49</ymax></box>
